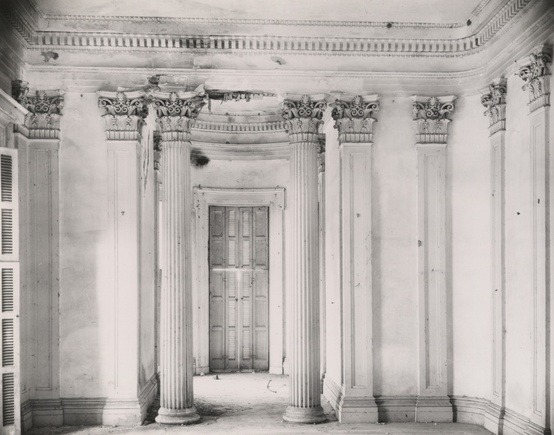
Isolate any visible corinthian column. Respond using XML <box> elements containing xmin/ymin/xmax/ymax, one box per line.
<box><xmin>152</xmin><ymin>91</ymin><xmax>206</xmax><ymax>425</ymax></box>
<box><xmin>411</xmin><ymin>95</ymin><xmax>456</xmax><ymax>423</ymax></box>
<box><xmin>281</xmin><ymin>95</ymin><xmax>327</xmax><ymax>424</ymax></box>
<box><xmin>330</xmin><ymin>95</ymin><xmax>379</xmax><ymax>423</ymax></box>
<box><xmin>480</xmin><ymin>80</ymin><xmax>507</xmax><ymax>434</ymax></box>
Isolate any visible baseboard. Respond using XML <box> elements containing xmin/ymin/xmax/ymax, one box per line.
<box><xmin>415</xmin><ymin>396</ymin><xmax>453</xmax><ymax>422</ymax></box>
<box><xmin>322</xmin><ymin>376</ymin><xmax>342</xmax><ymax>411</ymax></box>
<box><xmin>375</xmin><ymin>396</ymin><xmax>417</xmax><ymax>422</ymax></box>
<box><xmin>337</xmin><ymin>394</ymin><xmax>379</xmax><ymax>423</ymax></box>
<box><xmin>31</xmin><ymin>399</ymin><xmax>63</xmax><ymax>427</ymax></box>
<box><xmin>138</xmin><ymin>373</ymin><xmax>158</xmax><ymax>422</ymax></box>
<box><xmin>21</xmin><ymin>400</ymin><xmax>33</xmax><ymax>433</ymax></box>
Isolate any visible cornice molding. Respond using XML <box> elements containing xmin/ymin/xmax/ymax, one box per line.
<box><xmin>331</xmin><ymin>95</ymin><xmax>379</xmax><ymax>144</ymax></box>
<box><xmin>411</xmin><ymin>95</ymin><xmax>456</xmax><ymax>144</ymax></box>
<box><xmin>10</xmin><ymin>0</ymin><xmax>542</xmax><ymax>58</ymax></box>
<box><xmin>13</xmin><ymin>85</ymin><xmax>64</xmax><ymax>139</ymax></box>
<box><xmin>151</xmin><ymin>91</ymin><xmax>207</xmax><ymax>142</ymax></box>
<box><xmin>481</xmin><ymin>79</ymin><xmax>507</xmax><ymax>135</ymax></box>
<box><xmin>97</xmin><ymin>90</ymin><xmax>148</xmax><ymax>141</ymax></box>
<box><xmin>192</xmin><ymin>120</ymin><xmax>285</xmax><ymax>133</ymax></box>
<box><xmin>281</xmin><ymin>95</ymin><xmax>327</xmax><ymax>144</ymax></box>
<box><xmin>516</xmin><ymin>45</ymin><xmax>552</xmax><ymax>113</ymax></box>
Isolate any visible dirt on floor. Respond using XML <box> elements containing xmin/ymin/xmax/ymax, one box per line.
<box><xmin>27</xmin><ymin>373</ymin><xmax>492</xmax><ymax>434</ymax></box>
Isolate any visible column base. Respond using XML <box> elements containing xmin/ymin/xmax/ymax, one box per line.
<box><xmin>283</xmin><ymin>405</ymin><xmax>327</xmax><ymax>424</ymax></box>
<box><xmin>155</xmin><ymin>406</ymin><xmax>201</xmax><ymax>425</ymax></box>
<box><xmin>415</xmin><ymin>396</ymin><xmax>453</xmax><ymax>422</ymax></box>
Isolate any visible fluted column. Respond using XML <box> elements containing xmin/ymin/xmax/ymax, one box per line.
<box><xmin>330</xmin><ymin>95</ymin><xmax>379</xmax><ymax>423</ymax></box>
<box><xmin>152</xmin><ymin>91</ymin><xmax>206</xmax><ymax>425</ymax></box>
<box><xmin>412</xmin><ymin>95</ymin><xmax>456</xmax><ymax>423</ymax></box>
<box><xmin>282</xmin><ymin>95</ymin><xmax>327</xmax><ymax>424</ymax></box>
<box><xmin>480</xmin><ymin>80</ymin><xmax>507</xmax><ymax>434</ymax></box>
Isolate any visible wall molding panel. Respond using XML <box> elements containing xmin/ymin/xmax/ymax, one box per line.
<box><xmin>481</xmin><ymin>79</ymin><xmax>507</xmax><ymax>434</ymax></box>
<box><xmin>412</xmin><ymin>95</ymin><xmax>456</xmax><ymax>423</ymax></box>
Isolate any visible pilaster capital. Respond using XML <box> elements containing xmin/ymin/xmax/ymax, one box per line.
<box><xmin>481</xmin><ymin>80</ymin><xmax>507</xmax><ymax>136</ymax></box>
<box><xmin>411</xmin><ymin>95</ymin><xmax>456</xmax><ymax>145</ymax></box>
<box><xmin>98</xmin><ymin>90</ymin><xmax>148</xmax><ymax>141</ymax></box>
<box><xmin>14</xmin><ymin>84</ymin><xmax>64</xmax><ymax>139</ymax></box>
<box><xmin>281</xmin><ymin>95</ymin><xmax>327</xmax><ymax>144</ymax></box>
<box><xmin>516</xmin><ymin>45</ymin><xmax>552</xmax><ymax>112</ymax></box>
<box><xmin>330</xmin><ymin>95</ymin><xmax>379</xmax><ymax>144</ymax></box>
<box><xmin>152</xmin><ymin>91</ymin><xmax>207</xmax><ymax>142</ymax></box>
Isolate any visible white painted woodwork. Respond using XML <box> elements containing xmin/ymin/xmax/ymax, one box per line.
<box><xmin>283</xmin><ymin>141</ymin><xmax>326</xmax><ymax>424</ymax></box>
<box><xmin>106</xmin><ymin>141</ymin><xmax>140</xmax><ymax>398</ymax></box>
<box><xmin>193</xmin><ymin>187</ymin><xmax>285</xmax><ymax>376</ymax></box>
<box><xmin>337</xmin><ymin>142</ymin><xmax>378</xmax><ymax>423</ymax></box>
<box><xmin>156</xmin><ymin>140</ymin><xmax>200</xmax><ymax>424</ymax></box>
<box><xmin>0</xmin><ymin>147</ymin><xmax>20</xmax><ymax>434</ymax></box>
<box><xmin>415</xmin><ymin>142</ymin><xmax>453</xmax><ymax>422</ymax></box>
<box><xmin>527</xmin><ymin>105</ymin><xmax>549</xmax><ymax>430</ymax></box>
<box><xmin>484</xmin><ymin>128</ymin><xmax>507</xmax><ymax>433</ymax></box>
<box><xmin>208</xmin><ymin>206</ymin><xmax>269</xmax><ymax>372</ymax></box>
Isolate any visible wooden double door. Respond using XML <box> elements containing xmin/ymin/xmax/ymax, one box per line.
<box><xmin>209</xmin><ymin>206</ymin><xmax>269</xmax><ymax>372</ymax></box>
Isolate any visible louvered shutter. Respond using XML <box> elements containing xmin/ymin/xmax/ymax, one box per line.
<box><xmin>0</xmin><ymin>148</ymin><xmax>19</xmax><ymax>434</ymax></box>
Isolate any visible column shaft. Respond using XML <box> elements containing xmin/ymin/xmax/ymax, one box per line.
<box><xmin>283</xmin><ymin>141</ymin><xmax>326</xmax><ymax>423</ymax></box>
<box><xmin>156</xmin><ymin>141</ymin><xmax>200</xmax><ymax>424</ymax></box>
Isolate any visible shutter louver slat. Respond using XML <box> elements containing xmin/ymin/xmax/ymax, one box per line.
<box><xmin>1</xmin><ymin>210</ymin><xmax>13</xmax><ymax>255</ymax></box>
<box><xmin>2</xmin><ymin>319</ymin><xmax>13</xmax><ymax>367</ymax></box>
<box><xmin>0</xmin><ymin>155</ymin><xmax>12</xmax><ymax>203</ymax></box>
<box><xmin>2</xmin><ymin>373</ymin><xmax>14</xmax><ymax>426</ymax></box>
<box><xmin>1</xmin><ymin>269</ymin><xmax>13</xmax><ymax>313</ymax></box>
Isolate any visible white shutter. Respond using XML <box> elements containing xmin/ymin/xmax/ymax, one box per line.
<box><xmin>0</xmin><ymin>148</ymin><xmax>19</xmax><ymax>434</ymax></box>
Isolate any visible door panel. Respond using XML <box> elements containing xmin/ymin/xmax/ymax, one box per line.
<box><xmin>209</xmin><ymin>206</ymin><xmax>269</xmax><ymax>372</ymax></box>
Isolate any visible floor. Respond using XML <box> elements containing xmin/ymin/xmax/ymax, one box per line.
<box><xmin>28</xmin><ymin>373</ymin><xmax>492</xmax><ymax>434</ymax></box>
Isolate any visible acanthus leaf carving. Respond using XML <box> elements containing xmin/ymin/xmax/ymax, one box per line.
<box><xmin>281</xmin><ymin>95</ymin><xmax>327</xmax><ymax>144</ymax></box>
<box><xmin>97</xmin><ymin>90</ymin><xmax>148</xmax><ymax>140</ymax></box>
<box><xmin>481</xmin><ymin>80</ymin><xmax>507</xmax><ymax>135</ymax></box>
<box><xmin>331</xmin><ymin>95</ymin><xmax>379</xmax><ymax>144</ymax></box>
<box><xmin>411</xmin><ymin>95</ymin><xmax>456</xmax><ymax>144</ymax></box>
<box><xmin>151</xmin><ymin>91</ymin><xmax>207</xmax><ymax>142</ymax></box>
<box><xmin>516</xmin><ymin>47</ymin><xmax>552</xmax><ymax>112</ymax></box>
<box><xmin>14</xmin><ymin>86</ymin><xmax>65</xmax><ymax>139</ymax></box>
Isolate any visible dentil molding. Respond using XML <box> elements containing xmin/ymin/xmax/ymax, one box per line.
<box><xmin>411</xmin><ymin>95</ymin><xmax>456</xmax><ymax>144</ymax></box>
<box><xmin>331</xmin><ymin>95</ymin><xmax>379</xmax><ymax>144</ymax></box>
<box><xmin>480</xmin><ymin>79</ymin><xmax>507</xmax><ymax>135</ymax></box>
<box><xmin>516</xmin><ymin>45</ymin><xmax>552</xmax><ymax>113</ymax></box>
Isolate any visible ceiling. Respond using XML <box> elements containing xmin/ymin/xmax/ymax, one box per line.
<box><xmin>32</xmin><ymin>0</ymin><xmax>486</xmax><ymax>25</ymax></box>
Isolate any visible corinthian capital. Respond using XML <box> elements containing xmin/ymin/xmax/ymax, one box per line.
<box><xmin>152</xmin><ymin>91</ymin><xmax>206</xmax><ymax>142</ymax></box>
<box><xmin>411</xmin><ymin>95</ymin><xmax>456</xmax><ymax>144</ymax></box>
<box><xmin>281</xmin><ymin>95</ymin><xmax>327</xmax><ymax>144</ymax></box>
<box><xmin>516</xmin><ymin>46</ymin><xmax>552</xmax><ymax>112</ymax></box>
<box><xmin>481</xmin><ymin>80</ymin><xmax>507</xmax><ymax>135</ymax></box>
<box><xmin>98</xmin><ymin>90</ymin><xmax>148</xmax><ymax>140</ymax></box>
<box><xmin>14</xmin><ymin>86</ymin><xmax>64</xmax><ymax>139</ymax></box>
<box><xmin>331</xmin><ymin>95</ymin><xmax>379</xmax><ymax>144</ymax></box>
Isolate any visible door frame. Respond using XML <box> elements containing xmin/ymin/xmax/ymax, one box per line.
<box><xmin>192</xmin><ymin>187</ymin><xmax>285</xmax><ymax>375</ymax></box>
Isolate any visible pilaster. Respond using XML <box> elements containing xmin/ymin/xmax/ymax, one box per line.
<box><xmin>151</xmin><ymin>91</ymin><xmax>205</xmax><ymax>425</ymax></box>
<box><xmin>411</xmin><ymin>95</ymin><xmax>456</xmax><ymax>423</ymax></box>
<box><xmin>330</xmin><ymin>95</ymin><xmax>379</xmax><ymax>423</ymax></box>
<box><xmin>317</xmin><ymin>135</ymin><xmax>326</xmax><ymax>388</ymax></box>
<box><xmin>13</xmin><ymin>85</ymin><xmax>63</xmax><ymax>426</ymax></box>
<box><xmin>516</xmin><ymin>45</ymin><xmax>551</xmax><ymax>432</ymax></box>
<box><xmin>281</xmin><ymin>95</ymin><xmax>327</xmax><ymax>424</ymax></box>
<box><xmin>480</xmin><ymin>80</ymin><xmax>507</xmax><ymax>435</ymax></box>
<box><xmin>97</xmin><ymin>90</ymin><xmax>150</xmax><ymax>424</ymax></box>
